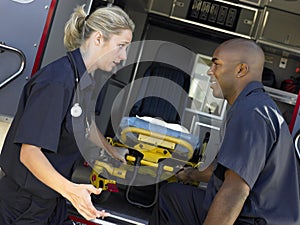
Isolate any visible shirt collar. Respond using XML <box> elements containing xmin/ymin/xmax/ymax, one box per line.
<box><xmin>226</xmin><ymin>81</ymin><xmax>265</xmax><ymax>118</ymax></box>
<box><xmin>234</xmin><ymin>81</ymin><xmax>264</xmax><ymax>104</ymax></box>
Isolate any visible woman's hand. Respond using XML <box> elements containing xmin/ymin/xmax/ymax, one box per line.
<box><xmin>107</xmin><ymin>146</ymin><xmax>128</xmax><ymax>164</ymax></box>
<box><xmin>88</xmin><ymin>120</ymin><xmax>128</xmax><ymax>164</ymax></box>
<box><xmin>64</xmin><ymin>183</ymin><xmax>109</xmax><ymax>220</ymax></box>
<box><xmin>19</xmin><ymin>144</ymin><xmax>109</xmax><ymax>221</ymax></box>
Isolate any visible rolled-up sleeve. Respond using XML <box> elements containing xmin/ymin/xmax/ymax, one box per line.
<box><xmin>217</xmin><ymin>109</ymin><xmax>274</xmax><ymax>188</ymax></box>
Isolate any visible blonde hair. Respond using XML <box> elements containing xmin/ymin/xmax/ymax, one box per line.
<box><xmin>64</xmin><ymin>5</ymin><xmax>135</xmax><ymax>51</ymax></box>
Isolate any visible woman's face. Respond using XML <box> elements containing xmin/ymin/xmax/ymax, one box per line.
<box><xmin>96</xmin><ymin>29</ymin><xmax>132</xmax><ymax>72</ymax></box>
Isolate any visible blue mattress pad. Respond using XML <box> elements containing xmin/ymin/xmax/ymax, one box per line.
<box><xmin>119</xmin><ymin>117</ymin><xmax>198</xmax><ymax>149</ymax></box>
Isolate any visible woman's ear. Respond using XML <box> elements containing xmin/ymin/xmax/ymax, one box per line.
<box><xmin>236</xmin><ymin>63</ymin><xmax>248</xmax><ymax>78</ymax></box>
<box><xmin>94</xmin><ymin>31</ymin><xmax>103</xmax><ymax>46</ymax></box>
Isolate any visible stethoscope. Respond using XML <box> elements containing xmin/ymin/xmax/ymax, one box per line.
<box><xmin>67</xmin><ymin>51</ymin><xmax>82</xmax><ymax>118</ymax></box>
<box><xmin>67</xmin><ymin>51</ymin><xmax>91</xmax><ymax>137</ymax></box>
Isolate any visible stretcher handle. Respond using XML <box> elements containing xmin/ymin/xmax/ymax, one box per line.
<box><xmin>0</xmin><ymin>42</ymin><xmax>26</xmax><ymax>88</ymax></box>
<box><xmin>121</xmin><ymin>126</ymin><xmax>194</xmax><ymax>159</ymax></box>
<box><xmin>126</xmin><ymin>155</ymin><xmax>174</xmax><ymax>172</ymax></box>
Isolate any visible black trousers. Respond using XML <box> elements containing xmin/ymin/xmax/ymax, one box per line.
<box><xmin>0</xmin><ymin>176</ymin><xmax>73</xmax><ymax>225</ymax></box>
<box><xmin>149</xmin><ymin>182</ymin><xmax>207</xmax><ymax>225</ymax></box>
<box><xmin>148</xmin><ymin>182</ymin><xmax>266</xmax><ymax>225</ymax></box>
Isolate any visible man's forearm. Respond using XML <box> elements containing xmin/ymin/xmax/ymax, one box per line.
<box><xmin>204</xmin><ymin>170</ymin><xmax>250</xmax><ymax>225</ymax></box>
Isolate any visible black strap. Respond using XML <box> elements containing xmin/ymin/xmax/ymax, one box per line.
<box><xmin>66</xmin><ymin>51</ymin><xmax>79</xmax><ymax>87</ymax></box>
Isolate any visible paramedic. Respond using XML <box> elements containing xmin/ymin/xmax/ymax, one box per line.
<box><xmin>0</xmin><ymin>5</ymin><xmax>134</xmax><ymax>225</ymax></box>
<box><xmin>149</xmin><ymin>38</ymin><xmax>300</xmax><ymax>225</ymax></box>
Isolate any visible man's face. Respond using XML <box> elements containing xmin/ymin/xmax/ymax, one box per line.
<box><xmin>97</xmin><ymin>29</ymin><xmax>132</xmax><ymax>72</ymax></box>
<box><xmin>207</xmin><ymin>48</ymin><xmax>239</xmax><ymax>101</ymax></box>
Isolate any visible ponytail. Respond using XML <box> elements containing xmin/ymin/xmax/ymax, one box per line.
<box><xmin>64</xmin><ymin>4</ymin><xmax>135</xmax><ymax>51</ymax></box>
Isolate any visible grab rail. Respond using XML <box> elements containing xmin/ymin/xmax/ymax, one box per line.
<box><xmin>0</xmin><ymin>42</ymin><xmax>26</xmax><ymax>88</ymax></box>
<box><xmin>294</xmin><ymin>132</ymin><xmax>300</xmax><ymax>161</ymax></box>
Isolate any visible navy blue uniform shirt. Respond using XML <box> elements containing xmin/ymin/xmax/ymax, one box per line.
<box><xmin>203</xmin><ymin>82</ymin><xmax>300</xmax><ymax>224</ymax></box>
<box><xmin>0</xmin><ymin>49</ymin><xmax>95</xmax><ymax>199</ymax></box>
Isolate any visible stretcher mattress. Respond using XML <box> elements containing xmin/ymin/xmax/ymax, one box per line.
<box><xmin>119</xmin><ymin>116</ymin><xmax>198</xmax><ymax>149</ymax></box>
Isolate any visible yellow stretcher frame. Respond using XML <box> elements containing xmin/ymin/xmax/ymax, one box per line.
<box><xmin>90</xmin><ymin>125</ymin><xmax>199</xmax><ymax>207</ymax></box>
<box><xmin>120</xmin><ymin>126</ymin><xmax>194</xmax><ymax>160</ymax></box>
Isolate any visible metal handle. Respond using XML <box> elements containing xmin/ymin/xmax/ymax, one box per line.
<box><xmin>294</xmin><ymin>132</ymin><xmax>300</xmax><ymax>160</ymax></box>
<box><xmin>0</xmin><ymin>42</ymin><xmax>26</xmax><ymax>88</ymax></box>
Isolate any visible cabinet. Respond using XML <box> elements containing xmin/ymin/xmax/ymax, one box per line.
<box><xmin>146</xmin><ymin>0</ymin><xmax>300</xmax><ymax>127</ymax></box>
<box><xmin>187</xmin><ymin>54</ymin><xmax>227</xmax><ymax>122</ymax></box>
<box><xmin>184</xmin><ymin>54</ymin><xmax>225</xmax><ymax>170</ymax></box>
<box><xmin>257</xmin><ymin>7</ymin><xmax>300</xmax><ymax>55</ymax></box>
<box><xmin>147</xmin><ymin>0</ymin><xmax>174</xmax><ymax>16</ymax></box>
<box><xmin>181</xmin><ymin>53</ymin><xmax>227</xmax><ymax>157</ymax></box>
<box><xmin>147</xmin><ymin>0</ymin><xmax>300</xmax><ymax>54</ymax></box>
<box><xmin>265</xmin><ymin>0</ymin><xmax>300</xmax><ymax>15</ymax></box>
<box><xmin>239</xmin><ymin>0</ymin><xmax>266</xmax><ymax>7</ymax></box>
<box><xmin>148</xmin><ymin>0</ymin><xmax>262</xmax><ymax>39</ymax></box>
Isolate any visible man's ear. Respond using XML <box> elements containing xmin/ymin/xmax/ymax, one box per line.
<box><xmin>236</xmin><ymin>63</ymin><xmax>248</xmax><ymax>78</ymax></box>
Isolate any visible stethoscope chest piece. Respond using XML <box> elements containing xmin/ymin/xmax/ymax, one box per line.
<box><xmin>71</xmin><ymin>103</ymin><xmax>82</xmax><ymax>117</ymax></box>
<box><xmin>67</xmin><ymin>52</ymin><xmax>82</xmax><ymax>118</ymax></box>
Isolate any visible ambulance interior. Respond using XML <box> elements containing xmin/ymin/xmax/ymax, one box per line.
<box><xmin>1</xmin><ymin>0</ymin><xmax>300</xmax><ymax>224</ymax></box>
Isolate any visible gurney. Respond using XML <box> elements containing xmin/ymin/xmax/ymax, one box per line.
<box><xmin>90</xmin><ymin>116</ymin><xmax>205</xmax><ymax>207</ymax></box>
<box><xmin>89</xmin><ymin>42</ymin><xmax>206</xmax><ymax>207</ymax></box>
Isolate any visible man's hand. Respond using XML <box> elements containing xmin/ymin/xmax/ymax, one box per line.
<box><xmin>176</xmin><ymin>167</ymin><xmax>201</xmax><ymax>184</ymax></box>
<box><xmin>176</xmin><ymin>164</ymin><xmax>214</xmax><ymax>184</ymax></box>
